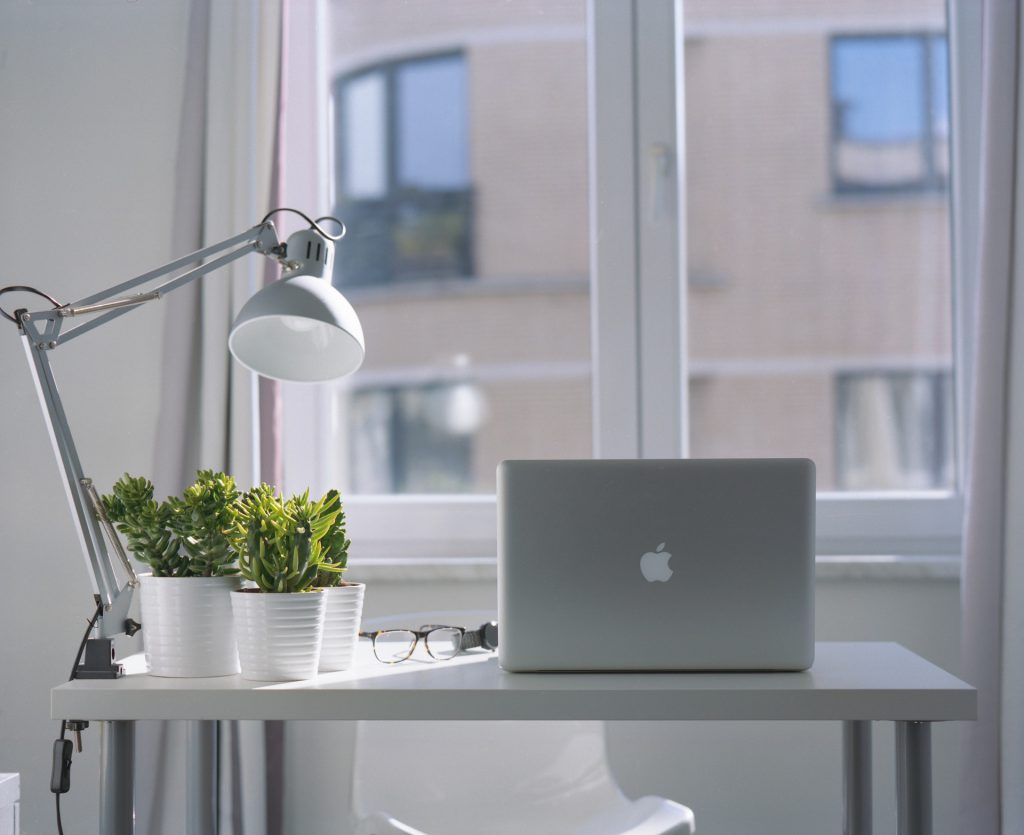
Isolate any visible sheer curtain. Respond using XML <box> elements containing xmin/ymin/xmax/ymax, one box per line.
<box><xmin>960</xmin><ymin>1</ymin><xmax>1024</xmax><ymax>832</ymax></box>
<box><xmin>141</xmin><ymin>0</ymin><xmax>286</xmax><ymax>832</ymax></box>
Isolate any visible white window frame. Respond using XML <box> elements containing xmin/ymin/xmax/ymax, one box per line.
<box><xmin>284</xmin><ymin>0</ymin><xmax>976</xmax><ymax>563</ymax></box>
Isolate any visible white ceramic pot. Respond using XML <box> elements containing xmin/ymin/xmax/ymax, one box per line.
<box><xmin>230</xmin><ymin>589</ymin><xmax>326</xmax><ymax>681</ymax></box>
<box><xmin>318</xmin><ymin>582</ymin><xmax>365</xmax><ymax>672</ymax></box>
<box><xmin>139</xmin><ymin>574</ymin><xmax>242</xmax><ymax>677</ymax></box>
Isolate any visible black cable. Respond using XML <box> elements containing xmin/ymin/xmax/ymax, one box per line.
<box><xmin>314</xmin><ymin>215</ymin><xmax>347</xmax><ymax>239</ymax></box>
<box><xmin>260</xmin><ymin>207</ymin><xmax>347</xmax><ymax>241</ymax></box>
<box><xmin>0</xmin><ymin>285</ymin><xmax>64</xmax><ymax>324</ymax></box>
<box><xmin>54</xmin><ymin>603</ymin><xmax>103</xmax><ymax>835</ymax></box>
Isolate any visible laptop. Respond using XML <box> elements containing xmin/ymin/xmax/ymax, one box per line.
<box><xmin>498</xmin><ymin>458</ymin><xmax>815</xmax><ymax>672</ymax></box>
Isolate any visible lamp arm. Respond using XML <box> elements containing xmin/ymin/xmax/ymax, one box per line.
<box><xmin>69</xmin><ymin>223</ymin><xmax>279</xmax><ymax>309</ymax></box>
<box><xmin>55</xmin><ymin>223</ymin><xmax>281</xmax><ymax>347</ymax></box>
<box><xmin>13</xmin><ymin>221</ymin><xmax>285</xmax><ymax>648</ymax></box>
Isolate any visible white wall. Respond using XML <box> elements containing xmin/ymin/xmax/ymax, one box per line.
<box><xmin>0</xmin><ymin>4</ymin><xmax>190</xmax><ymax>833</ymax></box>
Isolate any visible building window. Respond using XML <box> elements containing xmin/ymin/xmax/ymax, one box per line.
<box><xmin>836</xmin><ymin>371</ymin><xmax>954</xmax><ymax>491</ymax></box>
<box><xmin>830</xmin><ymin>34</ymin><xmax>949</xmax><ymax>193</ymax></box>
<box><xmin>333</xmin><ymin>53</ymin><xmax>473</xmax><ymax>287</ymax></box>
<box><xmin>349</xmin><ymin>383</ymin><xmax>481</xmax><ymax>494</ymax></box>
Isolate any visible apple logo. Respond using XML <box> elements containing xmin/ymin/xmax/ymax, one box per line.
<box><xmin>640</xmin><ymin>542</ymin><xmax>673</xmax><ymax>583</ymax></box>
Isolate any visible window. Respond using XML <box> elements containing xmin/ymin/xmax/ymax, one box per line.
<box><xmin>830</xmin><ymin>34</ymin><xmax>949</xmax><ymax>193</ymax></box>
<box><xmin>289</xmin><ymin>0</ymin><xmax>592</xmax><ymax>518</ymax></box>
<box><xmin>678</xmin><ymin>8</ymin><xmax>954</xmax><ymax>500</ymax></box>
<box><xmin>284</xmin><ymin>0</ymin><xmax>968</xmax><ymax>562</ymax></box>
<box><xmin>836</xmin><ymin>371</ymin><xmax>954</xmax><ymax>491</ymax></box>
<box><xmin>349</xmin><ymin>384</ymin><xmax>477</xmax><ymax>494</ymax></box>
<box><xmin>333</xmin><ymin>53</ymin><xmax>473</xmax><ymax>286</ymax></box>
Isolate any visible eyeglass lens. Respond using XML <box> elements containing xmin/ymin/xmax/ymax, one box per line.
<box><xmin>373</xmin><ymin>629</ymin><xmax>417</xmax><ymax>664</ymax></box>
<box><xmin>424</xmin><ymin>627</ymin><xmax>462</xmax><ymax>660</ymax></box>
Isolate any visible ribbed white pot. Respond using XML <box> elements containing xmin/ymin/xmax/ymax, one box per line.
<box><xmin>139</xmin><ymin>574</ymin><xmax>242</xmax><ymax>677</ymax></box>
<box><xmin>318</xmin><ymin>583</ymin><xmax>365</xmax><ymax>672</ymax></box>
<box><xmin>230</xmin><ymin>589</ymin><xmax>326</xmax><ymax>681</ymax></box>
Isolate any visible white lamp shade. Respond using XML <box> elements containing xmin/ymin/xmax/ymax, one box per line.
<box><xmin>229</xmin><ymin>275</ymin><xmax>365</xmax><ymax>382</ymax></box>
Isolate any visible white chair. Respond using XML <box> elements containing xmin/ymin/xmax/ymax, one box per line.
<box><xmin>351</xmin><ymin>612</ymin><xmax>695</xmax><ymax>835</ymax></box>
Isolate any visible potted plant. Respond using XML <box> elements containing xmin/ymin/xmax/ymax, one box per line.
<box><xmin>306</xmin><ymin>489</ymin><xmax>364</xmax><ymax>672</ymax></box>
<box><xmin>102</xmin><ymin>470</ymin><xmax>243</xmax><ymax>677</ymax></box>
<box><xmin>227</xmin><ymin>485</ymin><xmax>337</xmax><ymax>681</ymax></box>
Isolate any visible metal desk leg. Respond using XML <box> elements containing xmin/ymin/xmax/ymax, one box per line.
<box><xmin>187</xmin><ymin>720</ymin><xmax>219</xmax><ymax>835</ymax></box>
<box><xmin>99</xmin><ymin>720</ymin><xmax>134</xmax><ymax>835</ymax></box>
<box><xmin>843</xmin><ymin>720</ymin><xmax>872</xmax><ymax>835</ymax></box>
<box><xmin>896</xmin><ymin>721</ymin><xmax>932</xmax><ymax>835</ymax></box>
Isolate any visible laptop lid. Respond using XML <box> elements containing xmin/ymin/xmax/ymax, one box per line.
<box><xmin>498</xmin><ymin>459</ymin><xmax>815</xmax><ymax>672</ymax></box>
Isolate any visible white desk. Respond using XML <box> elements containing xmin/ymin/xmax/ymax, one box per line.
<box><xmin>52</xmin><ymin>642</ymin><xmax>975</xmax><ymax>835</ymax></box>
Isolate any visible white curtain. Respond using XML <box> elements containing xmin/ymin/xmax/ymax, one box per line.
<box><xmin>960</xmin><ymin>1</ymin><xmax>1024</xmax><ymax>832</ymax></box>
<box><xmin>141</xmin><ymin>0</ymin><xmax>285</xmax><ymax>832</ymax></box>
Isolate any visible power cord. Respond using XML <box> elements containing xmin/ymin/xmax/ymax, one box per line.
<box><xmin>52</xmin><ymin>601</ymin><xmax>103</xmax><ymax>835</ymax></box>
<box><xmin>260</xmin><ymin>207</ymin><xmax>347</xmax><ymax>241</ymax></box>
<box><xmin>0</xmin><ymin>284</ymin><xmax>63</xmax><ymax>324</ymax></box>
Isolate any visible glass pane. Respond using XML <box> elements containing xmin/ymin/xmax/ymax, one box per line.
<box><xmin>318</xmin><ymin>0</ymin><xmax>591</xmax><ymax>494</ymax></box>
<box><xmin>349</xmin><ymin>385</ymin><xmax>475</xmax><ymax>494</ymax></box>
<box><xmin>341</xmin><ymin>72</ymin><xmax>387</xmax><ymax>199</ymax></box>
<box><xmin>833</xmin><ymin>37</ymin><xmax>925</xmax><ymax>142</ymax></box>
<box><xmin>684</xmin><ymin>1</ymin><xmax>953</xmax><ymax>492</ymax></box>
<box><xmin>837</xmin><ymin>372</ymin><xmax>954</xmax><ymax>490</ymax></box>
<box><xmin>397</xmin><ymin>56</ymin><xmax>469</xmax><ymax>189</ymax></box>
<box><xmin>832</xmin><ymin>36</ymin><xmax>927</xmax><ymax>188</ymax></box>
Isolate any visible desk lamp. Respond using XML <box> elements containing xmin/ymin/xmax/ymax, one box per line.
<box><xmin>0</xmin><ymin>208</ymin><xmax>364</xmax><ymax>679</ymax></box>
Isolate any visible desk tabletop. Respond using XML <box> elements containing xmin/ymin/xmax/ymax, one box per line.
<box><xmin>51</xmin><ymin>642</ymin><xmax>975</xmax><ymax>722</ymax></box>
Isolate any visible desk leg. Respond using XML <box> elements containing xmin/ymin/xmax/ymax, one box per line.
<box><xmin>187</xmin><ymin>720</ymin><xmax>219</xmax><ymax>835</ymax></box>
<box><xmin>895</xmin><ymin>721</ymin><xmax>932</xmax><ymax>835</ymax></box>
<box><xmin>843</xmin><ymin>720</ymin><xmax>872</xmax><ymax>835</ymax></box>
<box><xmin>99</xmin><ymin>720</ymin><xmax>134</xmax><ymax>835</ymax></box>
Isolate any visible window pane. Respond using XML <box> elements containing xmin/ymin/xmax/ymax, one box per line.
<box><xmin>833</xmin><ymin>37</ymin><xmax>924</xmax><ymax>143</ymax></box>
<box><xmin>837</xmin><ymin>372</ymin><xmax>954</xmax><ymax>490</ymax></box>
<box><xmin>320</xmin><ymin>0</ymin><xmax>591</xmax><ymax>494</ymax></box>
<box><xmin>685</xmin><ymin>1</ymin><xmax>953</xmax><ymax>492</ymax></box>
<box><xmin>350</xmin><ymin>385</ymin><xmax>475</xmax><ymax>493</ymax></box>
<box><xmin>341</xmin><ymin>72</ymin><xmax>387</xmax><ymax>200</ymax></box>
<box><xmin>397</xmin><ymin>56</ymin><xmax>469</xmax><ymax>189</ymax></box>
<box><xmin>832</xmin><ymin>36</ymin><xmax>929</xmax><ymax>189</ymax></box>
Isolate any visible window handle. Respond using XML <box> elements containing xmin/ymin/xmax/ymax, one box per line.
<box><xmin>648</xmin><ymin>143</ymin><xmax>675</xmax><ymax>222</ymax></box>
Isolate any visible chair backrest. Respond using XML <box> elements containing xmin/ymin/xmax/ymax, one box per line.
<box><xmin>351</xmin><ymin>613</ymin><xmax>626</xmax><ymax>833</ymax></box>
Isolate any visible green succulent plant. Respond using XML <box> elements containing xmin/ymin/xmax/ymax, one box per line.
<box><xmin>291</xmin><ymin>489</ymin><xmax>350</xmax><ymax>588</ymax></box>
<box><xmin>102</xmin><ymin>470</ymin><xmax>244</xmax><ymax>578</ymax></box>
<box><xmin>166</xmin><ymin>470</ymin><xmax>240</xmax><ymax>577</ymax></box>
<box><xmin>230</xmin><ymin>485</ymin><xmax>346</xmax><ymax>593</ymax></box>
<box><xmin>101</xmin><ymin>474</ymin><xmax>185</xmax><ymax>577</ymax></box>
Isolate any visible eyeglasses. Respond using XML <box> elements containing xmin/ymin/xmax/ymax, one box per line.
<box><xmin>360</xmin><ymin>625</ymin><xmax>468</xmax><ymax>664</ymax></box>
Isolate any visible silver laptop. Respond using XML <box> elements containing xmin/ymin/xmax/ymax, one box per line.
<box><xmin>498</xmin><ymin>459</ymin><xmax>815</xmax><ymax>672</ymax></box>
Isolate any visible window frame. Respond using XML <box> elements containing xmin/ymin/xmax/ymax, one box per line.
<box><xmin>286</xmin><ymin>0</ymin><xmax>973</xmax><ymax>564</ymax></box>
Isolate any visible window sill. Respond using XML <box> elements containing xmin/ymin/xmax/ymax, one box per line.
<box><xmin>346</xmin><ymin>555</ymin><xmax>961</xmax><ymax>584</ymax></box>
<box><xmin>815</xmin><ymin>555</ymin><xmax>960</xmax><ymax>580</ymax></box>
